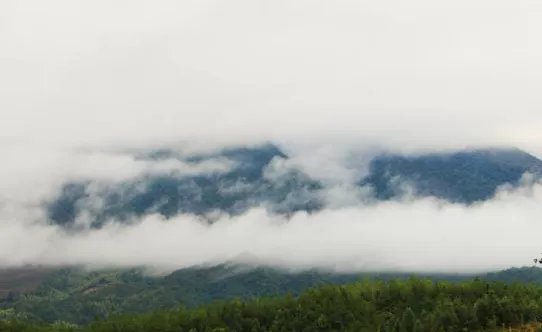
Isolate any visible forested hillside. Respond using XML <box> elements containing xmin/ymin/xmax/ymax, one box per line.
<box><xmin>2</xmin><ymin>266</ymin><xmax>542</xmax><ymax>325</ymax></box>
<box><xmin>3</xmin><ymin>276</ymin><xmax>542</xmax><ymax>331</ymax></box>
<box><xmin>361</xmin><ymin>148</ymin><xmax>542</xmax><ymax>203</ymax></box>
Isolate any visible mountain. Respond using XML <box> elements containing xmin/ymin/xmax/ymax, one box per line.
<box><xmin>361</xmin><ymin>147</ymin><xmax>542</xmax><ymax>203</ymax></box>
<box><xmin>47</xmin><ymin>144</ymin><xmax>323</xmax><ymax>228</ymax></box>
<box><xmin>47</xmin><ymin>144</ymin><xmax>542</xmax><ymax>228</ymax></box>
<box><xmin>16</xmin><ymin>144</ymin><xmax>541</xmax><ymax>324</ymax></box>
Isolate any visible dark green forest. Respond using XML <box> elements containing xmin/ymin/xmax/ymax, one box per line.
<box><xmin>4</xmin><ymin>276</ymin><xmax>542</xmax><ymax>331</ymax></box>
<box><xmin>2</xmin><ymin>266</ymin><xmax>542</xmax><ymax>327</ymax></box>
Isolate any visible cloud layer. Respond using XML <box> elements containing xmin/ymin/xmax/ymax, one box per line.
<box><xmin>1</xmin><ymin>181</ymin><xmax>541</xmax><ymax>274</ymax></box>
<box><xmin>1</xmin><ymin>0</ymin><xmax>542</xmax><ymax>273</ymax></box>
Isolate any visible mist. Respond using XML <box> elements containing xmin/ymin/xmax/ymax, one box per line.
<box><xmin>2</xmin><ymin>0</ymin><xmax>542</xmax><ymax>274</ymax></box>
<box><xmin>0</xmin><ymin>180</ymin><xmax>540</xmax><ymax>274</ymax></box>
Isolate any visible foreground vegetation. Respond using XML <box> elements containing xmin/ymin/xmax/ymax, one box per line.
<box><xmin>3</xmin><ymin>276</ymin><xmax>542</xmax><ymax>331</ymax></box>
<box><xmin>2</xmin><ymin>266</ymin><xmax>542</xmax><ymax>326</ymax></box>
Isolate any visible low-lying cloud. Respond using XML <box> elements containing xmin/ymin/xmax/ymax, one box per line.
<box><xmin>2</xmin><ymin>0</ymin><xmax>542</xmax><ymax>274</ymax></box>
<box><xmin>0</xmin><ymin>180</ymin><xmax>540</xmax><ymax>274</ymax></box>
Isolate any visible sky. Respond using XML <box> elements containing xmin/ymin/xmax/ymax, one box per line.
<box><xmin>1</xmin><ymin>0</ymin><xmax>542</xmax><ymax>274</ymax></box>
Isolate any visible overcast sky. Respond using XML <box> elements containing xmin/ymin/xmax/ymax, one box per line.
<box><xmin>1</xmin><ymin>0</ymin><xmax>542</xmax><ymax>273</ymax></box>
<box><xmin>3</xmin><ymin>0</ymin><xmax>542</xmax><ymax>152</ymax></box>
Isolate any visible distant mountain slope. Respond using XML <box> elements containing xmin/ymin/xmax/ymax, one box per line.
<box><xmin>48</xmin><ymin>144</ymin><xmax>323</xmax><ymax>228</ymax></box>
<box><xmin>361</xmin><ymin>147</ymin><xmax>542</xmax><ymax>203</ymax></box>
<box><xmin>3</xmin><ymin>265</ymin><xmax>542</xmax><ymax>324</ymax></box>
<box><xmin>46</xmin><ymin>145</ymin><xmax>542</xmax><ymax>227</ymax></box>
<box><xmin>28</xmin><ymin>145</ymin><xmax>542</xmax><ymax>324</ymax></box>
<box><xmin>0</xmin><ymin>267</ymin><xmax>55</xmax><ymax>300</ymax></box>
<box><xmin>6</xmin><ymin>273</ymin><xmax>542</xmax><ymax>332</ymax></box>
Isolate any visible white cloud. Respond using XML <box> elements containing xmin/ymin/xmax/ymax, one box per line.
<box><xmin>1</xmin><ymin>0</ymin><xmax>542</xmax><ymax>274</ymax></box>
<box><xmin>0</xmin><ymin>182</ymin><xmax>539</xmax><ymax>274</ymax></box>
<box><xmin>0</xmin><ymin>142</ymin><xmax>235</xmax><ymax>231</ymax></box>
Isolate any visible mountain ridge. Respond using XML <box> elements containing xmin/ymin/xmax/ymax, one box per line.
<box><xmin>46</xmin><ymin>144</ymin><xmax>542</xmax><ymax>228</ymax></box>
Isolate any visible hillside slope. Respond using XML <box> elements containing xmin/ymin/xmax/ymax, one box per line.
<box><xmin>361</xmin><ymin>148</ymin><xmax>542</xmax><ymax>203</ymax></box>
<box><xmin>47</xmin><ymin>145</ymin><xmax>542</xmax><ymax>228</ymax></box>
<box><xmin>3</xmin><ymin>266</ymin><xmax>542</xmax><ymax>324</ymax></box>
<box><xmin>4</xmin><ymin>276</ymin><xmax>542</xmax><ymax>331</ymax></box>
